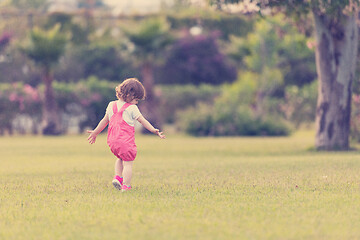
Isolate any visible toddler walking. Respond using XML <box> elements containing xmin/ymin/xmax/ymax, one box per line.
<box><xmin>87</xmin><ymin>78</ymin><xmax>165</xmax><ymax>192</ymax></box>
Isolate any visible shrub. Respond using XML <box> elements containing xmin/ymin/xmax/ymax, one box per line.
<box><xmin>54</xmin><ymin>76</ymin><xmax>115</xmax><ymax>131</ymax></box>
<box><xmin>174</xmin><ymin>75</ymin><xmax>292</xmax><ymax>137</ymax></box>
<box><xmin>280</xmin><ymin>81</ymin><xmax>317</xmax><ymax>128</ymax></box>
<box><xmin>176</xmin><ymin>103</ymin><xmax>291</xmax><ymax>137</ymax></box>
<box><xmin>157</xmin><ymin>84</ymin><xmax>221</xmax><ymax>124</ymax></box>
<box><xmin>0</xmin><ymin>83</ymin><xmax>42</xmax><ymax>134</ymax></box>
<box><xmin>176</xmin><ymin>103</ymin><xmax>214</xmax><ymax>136</ymax></box>
<box><xmin>0</xmin><ymin>77</ymin><xmax>118</xmax><ymax>135</ymax></box>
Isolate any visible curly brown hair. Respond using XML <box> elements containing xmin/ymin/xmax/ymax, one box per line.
<box><xmin>115</xmin><ymin>78</ymin><xmax>146</xmax><ymax>103</ymax></box>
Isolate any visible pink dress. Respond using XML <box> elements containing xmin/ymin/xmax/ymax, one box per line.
<box><xmin>107</xmin><ymin>102</ymin><xmax>137</xmax><ymax>161</ymax></box>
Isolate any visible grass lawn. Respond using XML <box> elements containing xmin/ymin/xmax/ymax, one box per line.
<box><xmin>0</xmin><ymin>131</ymin><xmax>360</xmax><ymax>240</ymax></box>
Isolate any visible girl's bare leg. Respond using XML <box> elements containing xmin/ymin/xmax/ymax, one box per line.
<box><xmin>122</xmin><ymin>161</ymin><xmax>133</xmax><ymax>186</ymax></box>
<box><xmin>115</xmin><ymin>159</ymin><xmax>123</xmax><ymax>177</ymax></box>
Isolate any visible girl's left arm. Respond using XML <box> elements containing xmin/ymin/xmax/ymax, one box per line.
<box><xmin>137</xmin><ymin>115</ymin><xmax>165</xmax><ymax>139</ymax></box>
<box><xmin>87</xmin><ymin>116</ymin><xmax>109</xmax><ymax>144</ymax></box>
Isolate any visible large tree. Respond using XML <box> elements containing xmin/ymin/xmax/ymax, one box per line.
<box><xmin>217</xmin><ymin>0</ymin><xmax>359</xmax><ymax>150</ymax></box>
<box><xmin>22</xmin><ymin>24</ymin><xmax>67</xmax><ymax>135</ymax></box>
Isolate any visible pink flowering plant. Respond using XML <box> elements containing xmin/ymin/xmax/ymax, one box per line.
<box><xmin>53</xmin><ymin>77</ymin><xmax>114</xmax><ymax>132</ymax></box>
<box><xmin>0</xmin><ymin>83</ymin><xmax>42</xmax><ymax>134</ymax></box>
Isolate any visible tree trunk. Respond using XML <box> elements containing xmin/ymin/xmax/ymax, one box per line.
<box><xmin>140</xmin><ymin>61</ymin><xmax>162</xmax><ymax>133</ymax></box>
<box><xmin>313</xmin><ymin>12</ymin><xmax>358</xmax><ymax>150</ymax></box>
<box><xmin>42</xmin><ymin>67</ymin><xmax>61</xmax><ymax>135</ymax></box>
<box><xmin>254</xmin><ymin>91</ymin><xmax>265</xmax><ymax>118</ymax></box>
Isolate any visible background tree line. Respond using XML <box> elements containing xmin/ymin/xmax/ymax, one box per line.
<box><xmin>1</xmin><ymin>0</ymin><xmax>360</xmax><ymax>150</ymax></box>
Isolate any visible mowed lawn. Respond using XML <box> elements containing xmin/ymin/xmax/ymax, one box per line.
<box><xmin>0</xmin><ymin>131</ymin><xmax>360</xmax><ymax>240</ymax></box>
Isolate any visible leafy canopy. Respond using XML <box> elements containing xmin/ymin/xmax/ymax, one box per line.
<box><xmin>212</xmin><ymin>0</ymin><xmax>359</xmax><ymax>16</ymax></box>
<box><xmin>22</xmin><ymin>24</ymin><xmax>67</xmax><ymax>69</ymax></box>
<box><xmin>122</xmin><ymin>17</ymin><xmax>173</xmax><ymax>60</ymax></box>
<box><xmin>9</xmin><ymin>0</ymin><xmax>48</xmax><ymax>10</ymax></box>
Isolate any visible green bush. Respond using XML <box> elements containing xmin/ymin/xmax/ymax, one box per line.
<box><xmin>176</xmin><ymin>103</ymin><xmax>214</xmax><ymax>136</ymax></box>
<box><xmin>177</xmin><ymin>103</ymin><xmax>291</xmax><ymax>137</ymax></box>
<box><xmin>174</xmin><ymin>75</ymin><xmax>292</xmax><ymax>137</ymax></box>
<box><xmin>280</xmin><ymin>81</ymin><xmax>317</xmax><ymax>128</ymax></box>
<box><xmin>157</xmin><ymin>84</ymin><xmax>221</xmax><ymax>124</ymax></box>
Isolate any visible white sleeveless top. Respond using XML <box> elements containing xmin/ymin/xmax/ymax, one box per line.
<box><xmin>105</xmin><ymin>100</ymin><xmax>142</xmax><ymax>126</ymax></box>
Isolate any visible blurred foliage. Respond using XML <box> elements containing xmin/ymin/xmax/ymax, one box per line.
<box><xmin>217</xmin><ymin>0</ymin><xmax>359</xmax><ymax>17</ymax></box>
<box><xmin>225</xmin><ymin>14</ymin><xmax>315</xmax><ymax>121</ymax></box>
<box><xmin>228</xmin><ymin>13</ymin><xmax>315</xmax><ymax>89</ymax></box>
<box><xmin>228</xmin><ymin>15</ymin><xmax>285</xmax><ymax>118</ymax></box>
<box><xmin>159</xmin><ymin>33</ymin><xmax>237</xmax><ymax>85</ymax></box>
<box><xmin>9</xmin><ymin>0</ymin><xmax>48</xmax><ymax>10</ymax></box>
<box><xmin>53</xmin><ymin>76</ymin><xmax>114</xmax><ymax>131</ymax></box>
<box><xmin>0</xmin><ymin>82</ymin><xmax>41</xmax><ymax>134</ymax></box>
<box><xmin>166</xmin><ymin>10</ymin><xmax>254</xmax><ymax>40</ymax></box>
<box><xmin>74</xmin><ymin>45</ymin><xmax>136</xmax><ymax>82</ymax></box>
<box><xmin>351</xmin><ymin>94</ymin><xmax>360</xmax><ymax>142</ymax></box>
<box><xmin>280</xmin><ymin>81</ymin><xmax>318</xmax><ymax>128</ymax></box>
<box><xmin>21</xmin><ymin>24</ymin><xmax>67</xmax><ymax>69</ymax></box>
<box><xmin>157</xmin><ymin>84</ymin><xmax>221</xmax><ymax>124</ymax></box>
<box><xmin>77</xmin><ymin>0</ymin><xmax>105</xmax><ymax>8</ymax></box>
<box><xmin>122</xmin><ymin>17</ymin><xmax>173</xmax><ymax>63</ymax></box>
<box><xmin>121</xmin><ymin>17</ymin><xmax>175</xmax><ymax>130</ymax></box>
<box><xmin>0</xmin><ymin>78</ymin><xmax>349</xmax><ymax>138</ymax></box>
<box><xmin>45</xmin><ymin>12</ymin><xmax>91</xmax><ymax>45</ymax></box>
<box><xmin>0</xmin><ymin>77</ymin><xmax>115</xmax><ymax>134</ymax></box>
<box><xmin>176</xmin><ymin>102</ymin><xmax>291</xmax><ymax>136</ymax></box>
<box><xmin>173</xmin><ymin>13</ymin><xmax>317</xmax><ymax>136</ymax></box>
<box><xmin>20</xmin><ymin>24</ymin><xmax>68</xmax><ymax>134</ymax></box>
<box><xmin>0</xmin><ymin>3</ymin><xmax>333</xmax><ymax>136</ymax></box>
<box><xmin>174</xmin><ymin>74</ymin><xmax>291</xmax><ymax>136</ymax></box>
<box><xmin>0</xmin><ymin>46</ymin><xmax>42</xmax><ymax>85</ymax></box>
<box><xmin>0</xmin><ymin>32</ymin><xmax>11</xmax><ymax>52</ymax></box>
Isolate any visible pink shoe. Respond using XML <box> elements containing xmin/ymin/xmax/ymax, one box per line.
<box><xmin>112</xmin><ymin>176</ymin><xmax>123</xmax><ymax>190</ymax></box>
<box><xmin>121</xmin><ymin>185</ymin><xmax>132</xmax><ymax>192</ymax></box>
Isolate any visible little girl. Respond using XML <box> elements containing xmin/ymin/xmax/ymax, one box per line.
<box><xmin>87</xmin><ymin>78</ymin><xmax>165</xmax><ymax>192</ymax></box>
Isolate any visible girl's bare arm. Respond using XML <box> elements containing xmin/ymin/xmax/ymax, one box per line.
<box><xmin>137</xmin><ymin>115</ymin><xmax>165</xmax><ymax>139</ymax></box>
<box><xmin>87</xmin><ymin>116</ymin><xmax>109</xmax><ymax>144</ymax></box>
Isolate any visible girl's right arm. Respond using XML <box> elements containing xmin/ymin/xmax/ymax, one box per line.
<box><xmin>87</xmin><ymin>116</ymin><xmax>109</xmax><ymax>144</ymax></box>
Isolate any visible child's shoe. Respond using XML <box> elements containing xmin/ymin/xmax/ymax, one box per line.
<box><xmin>112</xmin><ymin>176</ymin><xmax>123</xmax><ymax>190</ymax></box>
<box><xmin>121</xmin><ymin>185</ymin><xmax>132</xmax><ymax>192</ymax></box>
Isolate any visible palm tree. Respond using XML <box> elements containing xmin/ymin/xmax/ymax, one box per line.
<box><xmin>123</xmin><ymin>17</ymin><xmax>173</xmax><ymax>132</ymax></box>
<box><xmin>22</xmin><ymin>24</ymin><xmax>67</xmax><ymax>135</ymax></box>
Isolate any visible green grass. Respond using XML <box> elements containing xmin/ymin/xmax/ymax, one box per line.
<box><xmin>1</xmin><ymin>131</ymin><xmax>360</xmax><ymax>240</ymax></box>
